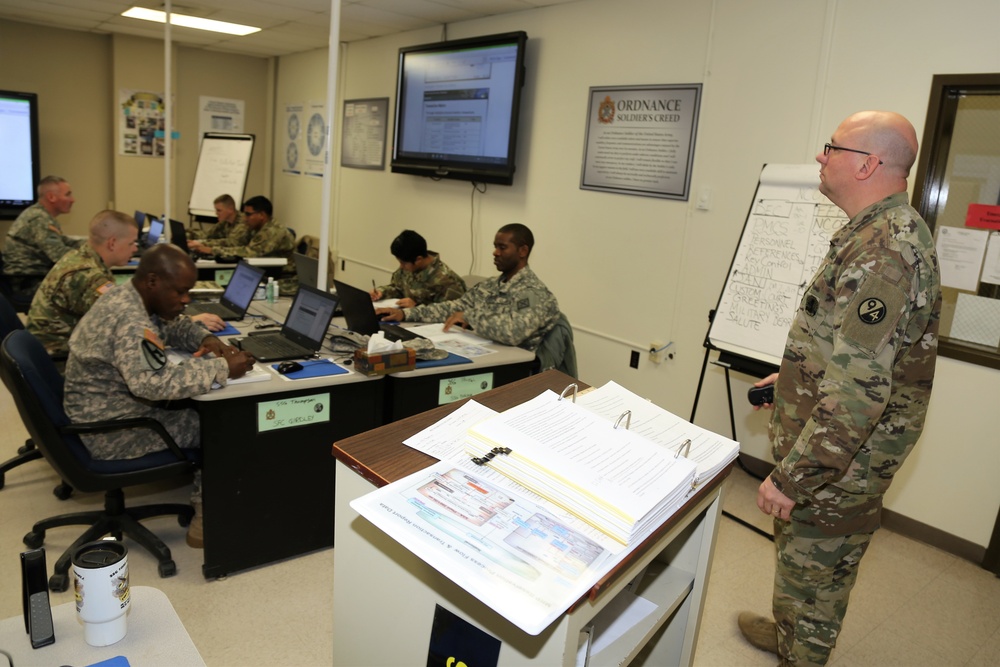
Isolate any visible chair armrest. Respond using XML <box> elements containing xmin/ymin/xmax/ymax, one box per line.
<box><xmin>61</xmin><ymin>417</ymin><xmax>189</xmax><ymax>462</ymax></box>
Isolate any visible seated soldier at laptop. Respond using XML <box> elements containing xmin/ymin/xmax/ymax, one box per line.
<box><xmin>377</xmin><ymin>223</ymin><xmax>559</xmax><ymax>352</ymax></box>
<box><xmin>369</xmin><ymin>230</ymin><xmax>466</xmax><ymax>308</ymax></box>
<box><xmin>27</xmin><ymin>210</ymin><xmax>224</xmax><ymax>361</ymax></box>
<box><xmin>187</xmin><ymin>195</ymin><xmax>296</xmax><ymax>293</ymax></box>
<box><xmin>186</xmin><ymin>193</ymin><xmax>251</xmax><ymax>250</ymax></box>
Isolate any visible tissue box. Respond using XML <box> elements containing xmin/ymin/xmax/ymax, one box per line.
<box><xmin>353</xmin><ymin>347</ymin><xmax>416</xmax><ymax>376</ymax></box>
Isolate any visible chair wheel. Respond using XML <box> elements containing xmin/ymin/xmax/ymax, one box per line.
<box><xmin>23</xmin><ymin>531</ymin><xmax>43</xmax><ymax>549</ymax></box>
<box><xmin>53</xmin><ymin>482</ymin><xmax>73</xmax><ymax>500</ymax></box>
<box><xmin>49</xmin><ymin>573</ymin><xmax>69</xmax><ymax>593</ymax></box>
<box><xmin>178</xmin><ymin>512</ymin><xmax>192</xmax><ymax>527</ymax></box>
<box><xmin>158</xmin><ymin>560</ymin><xmax>178</xmax><ymax>578</ymax></box>
<box><xmin>17</xmin><ymin>442</ymin><xmax>34</xmax><ymax>455</ymax></box>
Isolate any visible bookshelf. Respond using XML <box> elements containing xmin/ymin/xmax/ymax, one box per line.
<box><xmin>332</xmin><ymin>371</ymin><xmax>732</xmax><ymax>666</ymax></box>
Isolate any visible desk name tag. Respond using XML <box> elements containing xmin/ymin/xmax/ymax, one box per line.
<box><xmin>258</xmin><ymin>392</ymin><xmax>331</xmax><ymax>433</ymax></box>
<box><xmin>438</xmin><ymin>373</ymin><xmax>494</xmax><ymax>405</ymax></box>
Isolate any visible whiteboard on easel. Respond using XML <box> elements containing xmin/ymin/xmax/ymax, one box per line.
<box><xmin>188</xmin><ymin>133</ymin><xmax>254</xmax><ymax>218</ymax></box>
<box><xmin>707</xmin><ymin>164</ymin><xmax>850</xmax><ymax>368</ymax></box>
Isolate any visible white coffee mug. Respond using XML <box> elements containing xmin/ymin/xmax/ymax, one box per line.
<box><xmin>72</xmin><ymin>540</ymin><xmax>130</xmax><ymax>646</ymax></box>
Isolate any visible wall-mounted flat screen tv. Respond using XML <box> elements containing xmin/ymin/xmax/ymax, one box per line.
<box><xmin>0</xmin><ymin>90</ymin><xmax>40</xmax><ymax>219</ymax></box>
<box><xmin>391</xmin><ymin>31</ymin><xmax>528</xmax><ymax>186</ymax></box>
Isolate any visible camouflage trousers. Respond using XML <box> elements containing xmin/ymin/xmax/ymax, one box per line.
<box><xmin>772</xmin><ymin>518</ymin><xmax>873</xmax><ymax>665</ymax></box>
<box><xmin>81</xmin><ymin>405</ymin><xmax>202</xmax><ymax>502</ymax></box>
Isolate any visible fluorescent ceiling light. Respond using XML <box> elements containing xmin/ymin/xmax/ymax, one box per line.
<box><xmin>122</xmin><ymin>7</ymin><xmax>261</xmax><ymax>36</ymax></box>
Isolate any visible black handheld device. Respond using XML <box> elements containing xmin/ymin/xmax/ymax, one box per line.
<box><xmin>21</xmin><ymin>547</ymin><xmax>55</xmax><ymax>648</ymax></box>
<box><xmin>747</xmin><ymin>385</ymin><xmax>774</xmax><ymax>406</ymax></box>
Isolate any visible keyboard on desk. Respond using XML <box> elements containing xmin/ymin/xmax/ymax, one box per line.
<box><xmin>238</xmin><ymin>334</ymin><xmax>312</xmax><ymax>361</ymax></box>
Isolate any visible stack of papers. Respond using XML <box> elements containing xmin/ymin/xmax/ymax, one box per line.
<box><xmin>349</xmin><ymin>381</ymin><xmax>739</xmax><ymax>635</ymax></box>
<box><xmin>466</xmin><ymin>391</ymin><xmax>697</xmax><ymax>546</ymax></box>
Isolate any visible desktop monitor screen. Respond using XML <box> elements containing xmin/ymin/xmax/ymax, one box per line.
<box><xmin>0</xmin><ymin>90</ymin><xmax>40</xmax><ymax>219</ymax></box>
<box><xmin>391</xmin><ymin>31</ymin><xmax>528</xmax><ymax>186</ymax></box>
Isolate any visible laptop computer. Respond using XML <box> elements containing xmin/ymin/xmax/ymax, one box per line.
<box><xmin>144</xmin><ymin>217</ymin><xmax>164</xmax><ymax>248</ymax></box>
<box><xmin>235</xmin><ymin>285</ymin><xmax>339</xmax><ymax>362</ymax></box>
<box><xmin>334</xmin><ymin>279</ymin><xmax>424</xmax><ymax>343</ymax></box>
<box><xmin>185</xmin><ymin>261</ymin><xmax>265</xmax><ymax>320</ymax></box>
<box><xmin>168</xmin><ymin>219</ymin><xmax>189</xmax><ymax>251</ymax></box>
<box><xmin>293</xmin><ymin>252</ymin><xmax>333</xmax><ymax>291</ymax></box>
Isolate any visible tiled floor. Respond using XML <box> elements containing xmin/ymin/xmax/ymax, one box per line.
<box><xmin>2</xmin><ymin>375</ymin><xmax>999</xmax><ymax>665</ymax></box>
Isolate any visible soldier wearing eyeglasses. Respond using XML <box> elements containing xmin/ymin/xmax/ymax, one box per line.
<box><xmin>739</xmin><ymin>111</ymin><xmax>942</xmax><ymax>665</ymax></box>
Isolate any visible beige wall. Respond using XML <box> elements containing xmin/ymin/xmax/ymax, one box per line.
<box><xmin>272</xmin><ymin>0</ymin><xmax>1000</xmax><ymax>548</ymax></box>
<box><xmin>0</xmin><ymin>19</ymin><xmax>270</xmax><ymax>236</ymax></box>
<box><xmin>0</xmin><ymin>20</ymin><xmax>113</xmax><ymax>237</ymax></box>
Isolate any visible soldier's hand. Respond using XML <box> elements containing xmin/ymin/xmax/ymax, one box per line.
<box><xmin>757</xmin><ymin>476</ymin><xmax>794</xmax><ymax>520</ymax></box>
<box><xmin>369</xmin><ymin>289</ymin><xmax>383</xmax><ymax>301</ymax></box>
<box><xmin>194</xmin><ymin>336</ymin><xmax>228</xmax><ymax>358</ymax></box>
<box><xmin>376</xmin><ymin>307</ymin><xmax>404</xmax><ymax>322</ymax></box>
<box><xmin>751</xmin><ymin>372</ymin><xmax>779</xmax><ymax>412</ymax></box>
<box><xmin>443</xmin><ymin>311</ymin><xmax>469</xmax><ymax>332</ymax></box>
<box><xmin>191</xmin><ymin>313</ymin><xmax>226</xmax><ymax>332</ymax></box>
<box><xmin>225</xmin><ymin>349</ymin><xmax>255</xmax><ymax>379</ymax></box>
<box><xmin>396</xmin><ymin>298</ymin><xmax>416</xmax><ymax>309</ymax></box>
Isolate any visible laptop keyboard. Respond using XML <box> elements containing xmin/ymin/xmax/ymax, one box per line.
<box><xmin>242</xmin><ymin>335</ymin><xmax>309</xmax><ymax>359</ymax></box>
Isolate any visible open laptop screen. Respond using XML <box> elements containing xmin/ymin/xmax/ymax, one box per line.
<box><xmin>223</xmin><ymin>262</ymin><xmax>265</xmax><ymax>310</ymax></box>
<box><xmin>285</xmin><ymin>285</ymin><xmax>339</xmax><ymax>343</ymax></box>
<box><xmin>146</xmin><ymin>218</ymin><xmax>164</xmax><ymax>246</ymax></box>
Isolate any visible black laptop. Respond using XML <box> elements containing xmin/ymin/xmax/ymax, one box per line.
<box><xmin>236</xmin><ymin>285</ymin><xmax>339</xmax><ymax>362</ymax></box>
<box><xmin>334</xmin><ymin>279</ymin><xmax>424</xmax><ymax>343</ymax></box>
<box><xmin>185</xmin><ymin>261</ymin><xmax>265</xmax><ymax>320</ymax></box>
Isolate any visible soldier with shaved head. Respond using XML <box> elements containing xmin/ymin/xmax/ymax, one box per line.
<box><xmin>739</xmin><ymin>112</ymin><xmax>941</xmax><ymax>665</ymax></box>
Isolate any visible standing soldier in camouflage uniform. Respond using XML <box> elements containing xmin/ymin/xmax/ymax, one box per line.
<box><xmin>377</xmin><ymin>224</ymin><xmax>559</xmax><ymax>352</ymax></box>
<box><xmin>64</xmin><ymin>244</ymin><xmax>256</xmax><ymax>548</ymax></box>
<box><xmin>186</xmin><ymin>193</ymin><xmax>250</xmax><ymax>249</ymax></box>
<box><xmin>370</xmin><ymin>229</ymin><xmax>466</xmax><ymax>307</ymax></box>
<box><xmin>738</xmin><ymin>111</ymin><xmax>941</xmax><ymax>665</ymax></box>
<box><xmin>188</xmin><ymin>195</ymin><xmax>296</xmax><ymax>292</ymax></box>
<box><xmin>4</xmin><ymin>175</ymin><xmax>83</xmax><ymax>298</ymax></box>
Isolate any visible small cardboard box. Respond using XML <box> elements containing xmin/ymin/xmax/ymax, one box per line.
<box><xmin>353</xmin><ymin>347</ymin><xmax>416</xmax><ymax>376</ymax></box>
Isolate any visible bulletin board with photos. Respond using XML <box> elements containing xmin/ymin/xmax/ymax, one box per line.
<box><xmin>912</xmin><ymin>72</ymin><xmax>1000</xmax><ymax>370</ymax></box>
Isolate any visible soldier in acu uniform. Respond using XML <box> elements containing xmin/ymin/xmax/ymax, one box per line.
<box><xmin>4</xmin><ymin>175</ymin><xmax>83</xmax><ymax>298</ymax></box>
<box><xmin>370</xmin><ymin>229</ymin><xmax>466</xmax><ymax>307</ymax></box>
<box><xmin>64</xmin><ymin>244</ymin><xmax>256</xmax><ymax>548</ymax></box>
<box><xmin>28</xmin><ymin>210</ymin><xmax>225</xmax><ymax>360</ymax></box>
<box><xmin>187</xmin><ymin>193</ymin><xmax>251</xmax><ymax>249</ymax></box>
<box><xmin>738</xmin><ymin>111</ymin><xmax>942</xmax><ymax>665</ymax></box>
<box><xmin>377</xmin><ymin>223</ymin><xmax>559</xmax><ymax>353</ymax></box>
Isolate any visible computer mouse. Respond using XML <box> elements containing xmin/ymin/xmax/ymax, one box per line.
<box><xmin>276</xmin><ymin>361</ymin><xmax>304</xmax><ymax>374</ymax></box>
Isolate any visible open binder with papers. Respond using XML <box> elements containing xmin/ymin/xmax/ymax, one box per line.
<box><xmin>349</xmin><ymin>381</ymin><xmax>739</xmax><ymax>635</ymax></box>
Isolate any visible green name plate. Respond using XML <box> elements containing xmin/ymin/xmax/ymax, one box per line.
<box><xmin>214</xmin><ymin>269</ymin><xmax>234</xmax><ymax>286</ymax></box>
<box><xmin>438</xmin><ymin>372</ymin><xmax>494</xmax><ymax>405</ymax></box>
<box><xmin>258</xmin><ymin>392</ymin><xmax>330</xmax><ymax>432</ymax></box>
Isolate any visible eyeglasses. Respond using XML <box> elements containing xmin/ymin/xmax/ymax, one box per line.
<box><xmin>823</xmin><ymin>143</ymin><xmax>883</xmax><ymax>165</ymax></box>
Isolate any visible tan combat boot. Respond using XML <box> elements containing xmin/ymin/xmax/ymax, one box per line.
<box><xmin>186</xmin><ymin>499</ymin><xmax>204</xmax><ymax>549</ymax></box>
<box><xmin>738</xmin><ymin>611</ymin><xmax>778</xmax><ymax>654</ymax></box>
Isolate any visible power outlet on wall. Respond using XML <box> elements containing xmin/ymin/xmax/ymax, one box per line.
<box><xmin>629</xmin><ymin>350</ymin><xmax>640</xmax><ymax>369</ymax></box>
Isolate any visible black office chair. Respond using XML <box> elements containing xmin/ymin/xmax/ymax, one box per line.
<box><xmin>0</xmin><ymin>250</ymin><xmax>34</xmax><ymax>313</ymax></box>
<box><xmin>0</xmin><ymin>330</ymin><xmax>199</xmax><ymax>591</ymax></box>
<box><xmin>0</xmin><ymin>294</ymin><xmax>73</xmax><ymax>498</ymax></box>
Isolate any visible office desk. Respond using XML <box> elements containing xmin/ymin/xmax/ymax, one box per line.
<box><xmin>331</xmin><ymin>371</ymin><xmax>732</xmax><ymax>666</ymax></box>
<box><xmin>0</xmin><ymin>586</ymin><xmax>205</xmax><ymax>665</ymax></box>
<box><xmin>193</xmin><ymin>314</ymin><xmax>382</xmax><ymax>579</ymax></box>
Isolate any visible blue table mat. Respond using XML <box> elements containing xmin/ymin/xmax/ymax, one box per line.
<box><xmin>271</xmin><ymin>358</ymin><xmax>348</xmax><ymax>379</ymax></box>
<box><xmin>415</xmin><ymin>352</ymin><xmax>472</xmax><ymax>369</ymax></box>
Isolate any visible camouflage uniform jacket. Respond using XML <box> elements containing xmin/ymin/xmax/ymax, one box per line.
<box><xmin>208</xmin><ymin>217</ymin><xmax>297</xmax><ymax>290</ymax></box>
<box><xmin>4</xmin><ymin>203</ymin><xmax>81</xmax><ymax>275</ymax></box>
<box><xmin>769</xmin><ymin>192</ymin><xmax>941</xmax><ymax>538</ymax></box>
<box><xmin>26</xmin><ymin>243</ymin><xmax>116</xmax><ymax>357</ymax></box>
<box><xmin>65</xmin><ymin>281</ymin><xmax>230</xmax><ymax>431</ymax></box>
<box><xmin>404</xmin><ymin>266</ymin><xmax>559</xmax><ymax>352</ymax></box>
<box><xmin>199</xmin><ymin>212</ymin><xmax>252</xmax><ymax>249</ymax></box>
<box><xmin>378</xmin><ymin>253</ymin><xmax>467</xmax><ymax>304</ymax></box>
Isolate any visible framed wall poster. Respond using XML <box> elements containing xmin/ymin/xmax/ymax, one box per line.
<box><xmin>580</xmin><ymin>84</ymin><xmax>702</xmax><ymax>200</ymax></box>
<box><xmin>341</xmin><ymin>97</ymin><xmax>389</xmax><ymax>170</ymax></box>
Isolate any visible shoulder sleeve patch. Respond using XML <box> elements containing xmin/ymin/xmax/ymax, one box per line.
<box><xmin>841</xmin><ymin>273</ymin><xmax>907</xmax><ymax>357</ymax></box>
<box><xmin>95</xmin><ymin>281</ymin><xmax>115</xmax><ymax>296</ymax></box>
<box><xmin>516</xmin><ymin>297</ymin><xmax>531</xmax><ymax>310</ymax></box>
